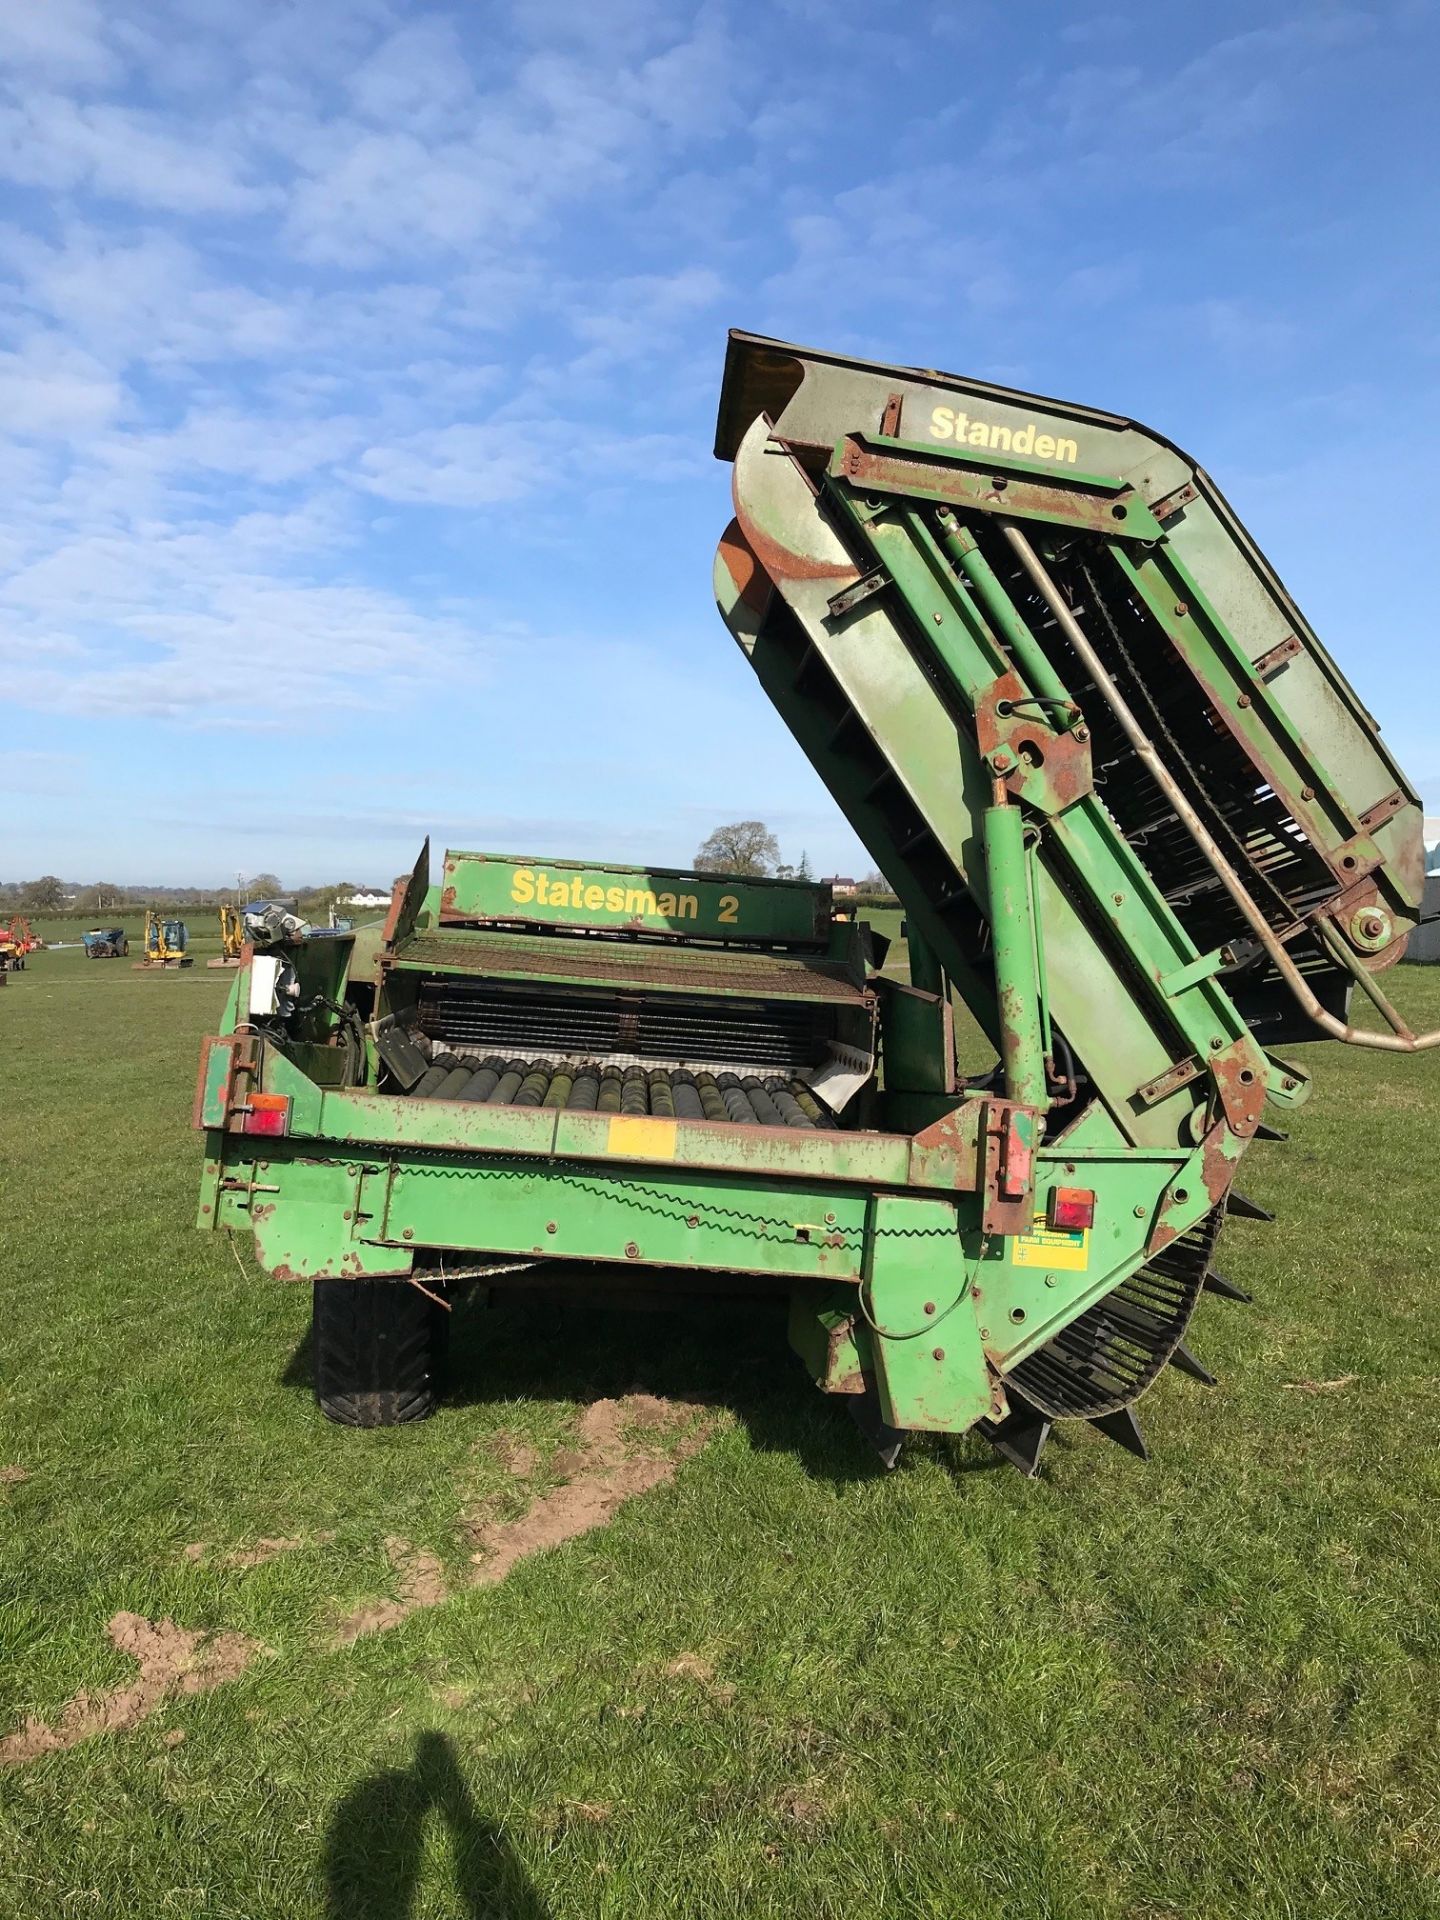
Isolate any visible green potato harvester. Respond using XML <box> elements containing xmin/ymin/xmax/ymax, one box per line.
<box><xmin>194</xmin><ymin>331</ymin><xmax>1434</xmax><ymax>1475</ymax></box>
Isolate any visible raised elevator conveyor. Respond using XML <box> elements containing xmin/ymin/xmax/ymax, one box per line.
<box><xmin>713</xmin><ymin>331</ymin><xmax>1429</xmax><ymax>1468</ymax></box>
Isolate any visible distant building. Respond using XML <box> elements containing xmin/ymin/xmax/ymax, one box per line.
<box><xmin>1425</xmin><ymin>817</ymin><xmax>1439</xmax><ymax>874</ymax></box>
<box><xmin>821</xmin><ymin>876</ymin><xmax>858</xmax><ymax>895</ymax></box>
<box><xmin>344</xmin><ymin>887</ymin><xmax>391</xmax><ymax>908</ymax></box>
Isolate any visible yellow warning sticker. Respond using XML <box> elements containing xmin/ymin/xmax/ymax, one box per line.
<box><xmin>605</xmin><ymin>1116</ymin><xmax>678</xmax><ymax>1161</ymax></box>
<box><xmin>1010</xmin><ymin>1213</ymin><xmax>1090</xmax><ymax>1271</ymax></box>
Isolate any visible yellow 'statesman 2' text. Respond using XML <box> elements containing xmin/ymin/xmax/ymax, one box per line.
<box><xmin>510</xmin><ymin>869</ymin><xmax>701</xmax><ymax>920</ymax></box>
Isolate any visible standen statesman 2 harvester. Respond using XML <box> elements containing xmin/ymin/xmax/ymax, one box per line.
<box><xmin>195</xmin><ymin>333</ymin><xmax>1434</xmax><ymax>1475</ymax></box>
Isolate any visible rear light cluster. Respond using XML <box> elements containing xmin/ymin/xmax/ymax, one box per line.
<box><xmin>241</xmin><ymin>1093</ymin><xmax>291</xmax><ymax>1138</ymax></box>
<box><xmin>1047</xmin><ymin>1185</ymin><xmax>1095</xmax><ymax>1232</ymax></box>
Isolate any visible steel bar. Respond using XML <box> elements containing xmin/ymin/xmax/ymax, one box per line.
<box><xmin>982</xmin><ymin>781</ymin><xmax>1050</xmax><ymax>1111</ymax></box>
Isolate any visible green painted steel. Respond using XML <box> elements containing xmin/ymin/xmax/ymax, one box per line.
<box><xmin>440</xmin><ymin>849</ymin><xmax>829</xmax><ymax>944</ymax></box>
<box><xmin>981</xmin><ymin>796</ymin><xmax>1048</xmax><ymax>1111</ymax></box>
<box><xmin>191</xmin><ymin>327</ymin><xmax>1431</xmax><ymax>1467</ymax></box>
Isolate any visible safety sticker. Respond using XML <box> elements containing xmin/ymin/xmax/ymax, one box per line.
<box><xmin>1010</xmin><ymin>1213</ymin><xmax>1090</xmax><ymax>1271</ymax></box>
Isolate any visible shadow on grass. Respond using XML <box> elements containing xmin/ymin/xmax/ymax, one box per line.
<box><xmin>282</xmin><ymin>1288</ymin><xmax>892</xmax><ymax>1485</ymax></box>
<box><xmin>323</xmin><ymin>1730</ymin><xmax>548</xmax><ymax>1919</ymax></box>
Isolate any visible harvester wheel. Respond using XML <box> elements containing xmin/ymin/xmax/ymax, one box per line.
<box><xmin>312</xmin><ymin>1279</ymin><xmax>447</xmax><ymax>1427</ymax></box>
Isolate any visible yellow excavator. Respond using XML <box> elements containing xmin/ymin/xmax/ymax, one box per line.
<box><xmin>207</xmin><ymin>904</ymin><xmax>244</xmax><ymax>969</ymax></box>
<box><xmin>133</xmin><ymin>910</ymin><xmax>193</xmax><ymax>970</ymax></box>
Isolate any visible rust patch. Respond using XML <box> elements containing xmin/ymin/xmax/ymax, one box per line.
<box><xmin>975</xmin><ymin>668</ymin><xmax>1092</xmax><ymax>814</ymax></box>
<box><xmin>1208</xmin><ymin>1037</ymin><xmax>1268</xmax><ymax>1137</ymax></box>
<box><xmin>735</xmin><ymin>485</ymin><xmax>857</xmax><ymax>592</ymax></box>
<box><xmin>0</xmin><ymin>1613</ymin><xmax>261</xmax><ymax>1768</ymax></box>
<box><xmin>717</xmin><ymin>517</ymin><xmax>773</xmax><ymax>615</ymax></box>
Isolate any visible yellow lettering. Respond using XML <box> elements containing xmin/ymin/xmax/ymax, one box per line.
<box><xmin>1055</xmin><ymin>436</ymin><xmax>1078</xmax><ymax>464</ymax></box>
<box><xmin>656</xmin><ymin>891</ymin><xmax>677</xmax><ymax>916</ymax></box>
<box><xmin>606</xmin><ymin>885</ymin><xmax>624</xmax><ymax>911</ymax></box>
<box><xmin>534</xmin><ymin>873</ymin><xmax>550</xmax><ymax>904</ymax></box>
<box><xmin>511</xmin><ymin>868</ymin><xmax>535</xmax><ymax>905</ymax></box>
<box><xmin>1034</xmin><ymin>433</ymin><xmax>1055</xmax><ymax>459</ymax></box>
<box><xmin>1012</xmin><ymin>425</ymin><xmax>1035</xmax><ymax>456</ymax></box>
<box><xmin>967</xmin><ymin>420</ymin><xmax>990</xmax><ymax>447</ymax></box>
<box><xmin>678</xmin><ymin>894</ymin><xmax>697</xmax><ymax>919</ymax></box>
<box><xmin>990</xmin><ymin>425</ymin><xmax>1012</xmax><ymax>452</ymax></box>
<box><xmin>718</xmin><ymin>894</ymin><xmax>739</xmax><ymax>924</ymax></box>
<box><xmin>584</xmin><ymin>884</ymin><xmax>604</xmax><ymax>909</ymax></box>
<box><xmin>929</xmin><ymin>404</ymin><xmax>954</xmax><ymax>439</ymax></box>
<box><xmin>624</xmin><ymin>888</ymin><xmax>658</xmax><ymax>916</ymax></box>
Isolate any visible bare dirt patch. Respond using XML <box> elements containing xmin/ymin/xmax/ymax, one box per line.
<box><xmin>660</xmin><ymin>1652</ymin><xmax>736</xmax><ymax>1704</ymax></box>
<box><xmin>468</xmin><ymin>1394</ymin><xmax>709</xmax><ymax>1588</ymax></box>
<box><xmin>1282</xmin><ymin>1374</ymin><xmax>1359</xmax><ymax>1394</ymax></box>
<box><xmin>335</xmin><ymin>1394</ymin><xmax>711</xmax><ymax>1645</ymax></box>
<box><xmin>183</xmin><ymin>1532</ymin><xmax>335</xmax><ymax>1568</ymax></box>
<box><xmin>335</xmin><ymin>1538</ymin><xmax>449</xmax><ymax>1644</ymax></box>
<box><xmin>0</xmin><ymin>1467</ymin><xmax>29</xmax><ymax>1486</ymax></box>
<box><xmin>491</xmin><ymin>1434</ymin><xmax>540</xmax><ymax>1479</ymax></box>
<box><xmin>0</xmin><ymin>1612</ymin><xmax>261</xmax><ymax>1768</ymax></box>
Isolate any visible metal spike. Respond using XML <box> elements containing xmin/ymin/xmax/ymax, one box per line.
<box><xmin>1227</xmin><ymin>1190</ymin><xmax>1275</xmax><ymax>1222</ymax></box>
<box><xmin>1203</xmin><ymin>1268</ymin><xmax>1252</xmax><ymax>1304</ymax></box>
<box><xmin>1255</xmin><ymin>1121</ymin><xmax>1289</xmax><ymax>1142</ymax></box>
<box><xmin>1169</xmin><ymin>1341</ymin><xmax>1217</xmax><ymax>1386</ymax></box>
<box><xmin>847</xmin><ymin>1391</ymin><xmax>905</xmax><ymax>1470</ymax></box>
<box><xmin>978</xmin><ymin>1402</ymin><xmax>1052</xmax><ymax>1478</ymax></box>
<box><xmin>1090</xmin><ymin>1405</ymin><xmax>1148</xmax><ymax>1460</ymax></box>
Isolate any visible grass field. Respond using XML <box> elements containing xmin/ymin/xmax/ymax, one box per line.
<box><xmin>4</xmin><ymin>934</ymin><xmax>1440</xmax><ymax>1918</ymax></box>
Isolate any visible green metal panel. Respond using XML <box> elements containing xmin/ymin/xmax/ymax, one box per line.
<box><xmin>439</xmin><ymin>849</ymin><xmax>829</xmax><ymax>944</ymax></box>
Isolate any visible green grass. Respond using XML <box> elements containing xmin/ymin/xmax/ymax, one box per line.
<box><xmin>4</xmin><ymin>944</ymin><xmax>1440</xmax><ymax>1917</ymax></box>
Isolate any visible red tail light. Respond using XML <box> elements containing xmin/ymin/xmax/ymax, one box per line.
<box><xmin>1048</xmin><ymin>1185</ymin><xmax>1095</xmax><ymax>1232</ymax></box>
<box><xmin>241</xmin><ymin>1093</ymin><xmax>291</xmax><ymax>1137</ymax></box>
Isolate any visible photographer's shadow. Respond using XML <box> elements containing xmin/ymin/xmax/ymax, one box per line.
<box><xmin>323</xmin><ymin>1730</ymin><xmax>548</xmax><ymax>1919</ymax></box>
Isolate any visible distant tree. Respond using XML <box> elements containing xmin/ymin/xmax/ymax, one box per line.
<box><xmin>74</xmin><ymin>883</ymin><xmax>125</xmax><ymax>914</ymax></box>
<box><xmin>22</xmin><ymin>875</ymin><xmax>65</xmax><ymax>912</ymax></box>
<box><xmin>303</xmin><ymin>883</ymin><xmax>352</xmax><ymax>918</ymax></box>
<box><xmin>796</xmin><ymin>849</ymin><xmax>814</xmax><ymax>881</ymax></box>
<box><xmin>243</xmin><ymin>872</ymin><xmax>283</xmax><ymax>898</ymax></box>
<box><xmin>693</xmin><ymin>821</ymin><xmax>780</xmax><ymax>878</ymax></box>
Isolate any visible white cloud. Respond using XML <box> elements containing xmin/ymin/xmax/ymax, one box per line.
<box><xmin>0</xmin><ymin>0</ymin><xmax>117</xmax><ymax>83</ymax></box>
<box><xmin>0</xmin><ymin>92</ymin><xmax>268</xmax><ymax>214</ymax></box>
<box><xmin>0</xmin><ymin>334</ymin><xmax>122</xmax><ymax>436</ymax></box>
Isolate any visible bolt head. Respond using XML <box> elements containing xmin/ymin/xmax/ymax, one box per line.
<box><xmin>546</xmin><ymin>1221</ymin><xmax>557</xmax><ymax>1234</ymax></box>
<box><xmin>923</xmin><ymin>1301</ymin><xmax>936</xmax><ymax>1315</ymax></box>
<box><xmin>1134</xmin><ymin>1205</ymin><xmax>1146</xmax><ymax>1218</ymax></box>
<box><xmin>932</xmin><ymin>1348</ymin><xmax>945</xmax><ymax>1362</ymax></box>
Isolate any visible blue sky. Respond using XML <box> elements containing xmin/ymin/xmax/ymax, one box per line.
<box><xmin>4</xmin><ymin>0</ymin><xmax>1438</xmax><ymax>888</ymax></box>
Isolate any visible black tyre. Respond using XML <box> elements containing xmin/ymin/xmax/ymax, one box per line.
<box><xmin>312</xmin><ymin>1279</ymin><xmax>447</xmax><ymax>1427</ymax></box>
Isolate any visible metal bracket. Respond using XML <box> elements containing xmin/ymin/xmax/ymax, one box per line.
<box><xmin>1134</xmin><ymin>1056</ymin><xmax>1201</xmax><ymax>1107</ymax></box>
<box><xmin>827</xmin><ymin>567</ymin><xmax>889</xmax><ymax>619</ymax></box>
<box><xmin>1253</xmin><ymin>634</ymin><xmax>1302</xmax><ymax>680</ymax></box>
